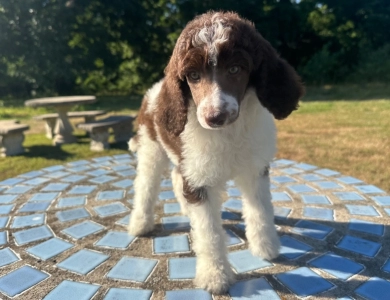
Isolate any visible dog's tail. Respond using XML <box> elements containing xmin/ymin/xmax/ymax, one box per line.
<box><xmin>128</xmin><ymin>135</ymin><xmax>139</xmax><ymax>152</ymax></box>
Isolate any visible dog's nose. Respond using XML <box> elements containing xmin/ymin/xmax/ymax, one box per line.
<box><xmin>205</xmin><ymin>112</ymin><xmax>227</xmax><ymax>127</ymax></box>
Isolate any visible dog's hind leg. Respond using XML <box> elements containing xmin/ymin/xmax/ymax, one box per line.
<box><xmin>171</xmin><ymin>167</ymin><xmax>189</xmax><ymax>215</ymax></box>
<box><xmin>235</xmin><ymin>168</ymin><xmax>280</xmax><ymax>260</ymax></box>
<box><xmin>128</xmin><ymin>129</ymin><xmax>169</xmax><ymax>236</ymax></box>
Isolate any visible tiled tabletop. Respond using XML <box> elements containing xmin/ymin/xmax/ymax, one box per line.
<box><xmin>0</xmin><ymin>155</ymin><xmax>390</xmax><ymax>299</ymax></box>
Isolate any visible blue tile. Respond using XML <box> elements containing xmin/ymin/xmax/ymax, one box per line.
<box><xmin>309</xmin><ymin>252</ymin><xmax>364</xmax><ymax>280</ymax></box>
<box><xmin>0</xmin><ymin>248</ymin><xmax>19</xmax><ymax>267</ymax></box>
<box><xmin>44</xmin><ymin>280</ymin><xmax>100</xmax><ymax>300</ymax></box>
<box><xmin>44</xmin><ymin>171</ymin><xmax>70</xmax><ymax>179</ymax></box>
<box><xmin>0</xmin><ymin>204</ymin><xmax>14</xmax><ymax>215</ymax></box>
<box><xmin>355</xmin><ymin>277</ymin><xmax>390</xmax><ymax>300</ymax></box>
<box><xmin>11</xmin><ymin>213</ymin><xmax>45</xmax><ymax>228</ymax></box>
<box><xmin>86</xmin><ymin>169</ymin><xmax>111</xmax><ymax>177</ymax></box>
<box><xmin>107</xmin><ymin>257</ymin><xmax>158</xmax><ymax>282</ymax></box>
<box><xmin>235</xmin><ymin>222</ymin><xmax>246</xmax><ymax>231</ymax></box>
<box><xmin>274</xmin><ymin>207</ymin><xmax>291</xmax><ymax>219</ymax></box>
<box><xmin>41</xmin><ymin>183</ymin><xmax>69</xmax><ymax>192</ymax></box>
<box><xmin>385</xmin><ymin>208</ymin><xmax>390</xmax><ymax>216</ymax></box>
<box><xmin>303</xmin><ymin>207</ymin><xmax>334</xmax><ymax>221</ymax></box>
<box><xmin>281</xmin><ymin>167</ymin><xmax>303</xmax><ymax>175</ymax></box>
<box><xmin>355</xmin><ymin>185</ymin><xmax>385</xmax><ymax>194</ymax></box>
<box><xmin>346</xmin><ymin>205</ymin><xmax>379</xmax><ymax>216</ymax></box>
<box><xmin>271</xmin><ymin>192</ymin><xmax>292</xmax><ymax>202</ymax></box>
<box><xmin>116</xmin><ymin>214</ymin><xmax>131</xmax><ymax>227</ymax></box>
<box><xmin>221</xmin><ymin>209</ymin><xmax>241</xmax><ymax>220</ymax></box>
<box><xmin>112</xmin><ymin>179</ymin><xmax>133</xmax><ymax>189</ymax></box>
<box><xmin>67</xmin><ymin>165</ymin><xmax>92</xmax><ymax>173</ymax></box>
<box><xmin>301</xmin><ymin>195</ymin><xmax>331</xmax><ymax>205</ymax></box>
<box><xmin>225</xmin><ymin>229</ymin><xmax>242</xmax><ymax>246</ymax></box>
<box><xmin>272</xmin><ymin>176</ymin><xmax>297</xmax><ymax>184</ymax></box>
<box><xmin>0</xmin><ymin>265</ymin><xmax>49</xmax><ymax>297</ymax></box>
<box><xmin>275</xmin><ymin>267</ymin><xmax>333</xmax><ymax>297</ymax></box>
<box><xmin>300</xmin><ymin>174</ymin><xmax>324</xmax><ymax>182</ymax></box>
<box><xmin>288</xmin><ymin>184</ymin><xmax>316</xmax><ymax>193</ymax></box>
<box><xmin>349</xmin><ymin>218</ymin><xmax>384</xmax><ymax>236</ymax></box>
<box><xmin>23</xmin><ymin>177</ymin><xmax>51</xmax><ymax>186</ymax></box>
<box><xmin>333</xmin><ymin>192</ymin><xmax>365</xmax><ymax>201</ymax></box>
<box><xmin>104</xmin><ymin>288</ymin><xmax>153</xmax><ymax>300</ymax></box>
<box><xmin>0</xmin><ymin>231</ymin><xmax>7</xmax><ymax>245</ymax></box>
<box><xmin>20</xmin><ymin>170</ymin><xmax>46</xmax><ymax>178</ymax></box>
<box><xmin>89</xmin><ymin>175</ymin><xmax>117</xmax><ymax>184</ymax></box>
<box><xmin>0</xmin><ymin>187</ymin><xmax>5</xmax><ymax>192</ymax></box>
<box><xmin>43</xmin><ymin>165</ymin><xmax>65</xmax><ymax>172</ymax></box>
<box><xmin>382</xmin><ymin>258</ymin><xmax>390</xmax><ymax>273</ymax></box>
<box><xmin>166</xmin><ymin>289</ymin><xmax>212</xmax><ymax>300</ymax></box>
<box><xmin>95</xmin><ymin>231</ymin><xmax>135</xmax><ymax>249</ymax></box>
<box><xmin>96</xmin><ymin>190</ymin><xmax>125</xmax><ymax>201</ymax></box>
<box><xmin>57</xmin><ymin>196</ymin><xmax>86</xmax><ymax>208</ymax></box>
<box><xmin>274</xmin><ymin>159</ymin><xmax>295</xmax><ymax>166</ymax></box>
<box><xmin>29</xmin><ymin>192</ymin><xmax>60</xmax><ymax>202</ymax></box>
<box><xmin>162</xmin><ymin>216</ymin><xmax>190</xmax><ymax>230</ymax></box>
<box><xmin>227</xmin><ymin>180</ymin><xmax>235</xmax><ymax>187</ymax></box>
<box><xmin>337</xmin><ymin>235</ymin><xmax>381</xmax><ymax>257</ymax></box>
<box><xmin>58</xmin><ymin>249</ymin><xmax>109</xmax><ymax>275</ymax></box>
<box><xmin>94</xmin><ymin>202</ymin><xmax>129</xmax><ymax>217</ymax></box>
<box><xmin>315</xmin><ymin>169</ymin><xmax>340</xmax><ymax>177</ymax></box>
<box><xmin>228</xmin><ymin>249</ymin><xmax>272</xmax><ymax>273</ymax></box>
<box><xmin>67</xmin><ymin>159</ymin><xmax>90</xmax><ymax>166</ymax></box>
<box><xmin>27</xmin><ymin>238</ymin><xmax>73</xmax><ymax>260</ymax></box>
<box><xmin>313</xmin><ymin>181</ymin><xmax>344</xmax><ymax>190</ymax></box>
<box><xmin>0</xmin><ymin>177</ymin><xmax>25</xmax><ymax>186</ymax></box>
<box><xmin>0</xmin><ymin>216</ymin><xmax>9</xmax><ymax>228</ymax></box>
<box><xmin>113</xmin><ymin>158</ymin><xmax>134</xmax><ymax>165</ymax></box>
<box><xmin>372</xmin><ymin>196</ymin><xmax>390</xmax><ymax>206</ymax></box>
<box><xmin>292</xmin><ymin>220</ymin><xmax>333</xmax><ymax>240</ymax></box>
<box><xmin>270</xmin><ymin>183</ymin><xmax>277</xmax><ymax>190</ymax></box>
<box><xmin>227</xmin><ymin>188</ymin><xmax>242</xmax><ymax>197</ymax></box>
<box><xmin>161</xmin><ymin>179</ymin><xmax>173</xmax><ymax>188</ymax></box>
<box><xmin>61</xmin><ymin>175</ymin><xmax>87</xmax><ymax>183</ymax></box>
<box><xmin>19</xmin><ymin>202</ymin><xmax>51</xmax><ymax>213</ymax></box>
<box><xmin>14</xmin><ymin>225</ymin><xmax>53</xmax><ymax>245</ymax></box>
<box><xmin>117</xmin><ymin>169</ymin><xmax>137</xmax><ymax>177</ymax></box>
<box><xmin>113</xmin><ymin>154</ymin><xmax>131</xmax><ymax>160</ymax></box>
<box><xmin>336</xmin><ymin>176</ymin><xmax>363</xmax><ymax>185</ymax></box>
<box><xmin>294</xmin><ymin>163</ymin><xmax>317</xmax><ymax>171</ymax></box>
<box><xmin>111</xmin><ymin>165</ymin><xmax>132</xmax><ymax>172</ymax></box>
<box><xmin>168</xmin><ymin>257</ymin><xmax>196</xmax><ymax>279</ymax></box>
<box><xmin>0</xmin><ymin>194</ymin><xmax>18</xmax><ymax>204</ymax></box>
<box><xmin>279</xmin><ymin>235</ymin><xmax>312</xmax><ymax>260</ymax></box>
<box><xmin>5</xmin><ymin>185</ymin><xmax>33</xmax><ymax>194</ymax></box>
<box><xmin>229</xmin><ymin>278</ymin><xmax>281</xmax><ymax>300</ymax></box>
<box><xmin>62</xmin><ymin>220</ymin><xmax>104</xmax><ymax>240</ymax></box>
<box><xmin>222</xmin><ymin>199</ymin><xmax>243</xmax><ymax>211</ymax></box>
<box><xmin>56</xmin><ymin>208</ymin><xmax>90</xmax><ymax>222</ymax></box>
<box><xmin>164</xmin><ymin>203</ymin><xmax>182</xmax><ymax>214</ymax></box>
<box><xmin>93</xmin><ymin>156</ymin><xmax>112</xmax><ymax>162</ymax></box>
<box><xmin>154</xmin><ymin>235</ymin><xmax>190</xmax><ymax>254</ymax></box>
<box><xmin>68</xmin><ymin>185</ymin><xmax>97</xmax><ymax>195</ymax></box>
<box><xmin>159</xmin><ymin>190</ymin><xmax>175</xmax><ymax>200</ymax></box>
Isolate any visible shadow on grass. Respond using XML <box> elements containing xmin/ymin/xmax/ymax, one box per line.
<box><xmin>21</xmin><ymin>145</ymin><xmax>74</xmax><ymax>160</ymax></box>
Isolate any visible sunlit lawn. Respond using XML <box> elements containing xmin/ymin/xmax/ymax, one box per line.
<box><xmin>1</xmin><ymin>85</ymin><xmax>389</xmax><ymax>193</ymax></box>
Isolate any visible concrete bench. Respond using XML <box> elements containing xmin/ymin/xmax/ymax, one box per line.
<box><xmin>0</xmin><ymin>121</ymin><xmax>30</xmax><ymax>157</ymax></box>
<box><xmin>34</xmin><ymin>110</ymin><xmax>106</xmax><ymax>139</ymax></box>
<box><xmin>77</xmin><ymin>115</ymin><xmax>134</xmax><ymax>151</ymax></box>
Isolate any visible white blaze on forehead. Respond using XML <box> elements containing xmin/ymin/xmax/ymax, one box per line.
<box><xmin>192</xmin><ymin>14</ymin><xmax>231</xmax><ymax>65</ymax></box>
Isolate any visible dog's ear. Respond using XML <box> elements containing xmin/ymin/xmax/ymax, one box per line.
<box><xmin>156</xmin><ymin>44</ymin><xmax>189</xmax><ymax>137</ymax></box>
<box><xmin>251</xmin><ymin>37</ymin><xmax>304</xmax><ymax>120</ymax></box>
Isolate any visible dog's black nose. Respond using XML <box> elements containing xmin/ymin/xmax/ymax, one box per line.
<box><xmin>205</xmin><ymin>112</ymin><xmax>227</xmax><ymax>127</ymax></box>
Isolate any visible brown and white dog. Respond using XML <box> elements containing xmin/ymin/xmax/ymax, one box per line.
<box><xmin>128</xmin><ymin>11</ymin><xmax>304</xmax><ymax>294</ymax></box>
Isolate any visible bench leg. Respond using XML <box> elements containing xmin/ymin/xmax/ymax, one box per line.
<box><xmin>90</xmin><ymin>128</ymin><xmax>110</xmax><ymax>151</ymax></box>
<box><xmin>53</xmin><ymin>106</ymin><xmax>77</xmax><ymax>145</ymax></box>
<box><xmin>0</xmin><ymin>132</ymin><xmax>25</xmax><ymax>157</ymax></box>
<box><xmin>112</xmin><ymin>120</ymin><xmax>133</xmax><ymax>143</ymax></box>
<box><xmin>44</xmin><ymin>117</ymin><xmax>57</xmax><ymax>139</ymax></box>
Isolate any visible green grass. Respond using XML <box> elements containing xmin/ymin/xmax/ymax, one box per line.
<box><xmin>1</xmin><ymin>85</ymin><xmax>389</xmax><ymax>193</ymax></box>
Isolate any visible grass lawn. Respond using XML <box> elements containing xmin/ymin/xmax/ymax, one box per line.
<box><xmin>1</xmin><ymin>85</ymin><xmax>389</xmax><ymax>193</ymax></box>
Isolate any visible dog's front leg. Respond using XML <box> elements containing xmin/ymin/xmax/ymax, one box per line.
<box><xmin>235</xmin><ymin>167</ymin><xmax>280</xmax><ymax>260</ymax></box>
<box><xmin>185</xmin><ymin>184</ymin><xmax>235</xmax><ymax>294</ymax></box>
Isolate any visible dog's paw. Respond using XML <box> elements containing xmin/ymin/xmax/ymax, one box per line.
<box><xmin>127</xmin><ymin>212</ymin><xmax>154</xmax><ymax>236</ymax></box>
<box><xmin>248</xmin><ymin>226</ymin><xmax>280</xmax><ymax>260</ymax></box>
<box><xmin>194</xmin><ymin>262</ymin><xmax>235</xmax><ymax>295</ymax></box>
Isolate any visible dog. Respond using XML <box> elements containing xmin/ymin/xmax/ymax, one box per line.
<box><xmin>128</xmin><ymin>11</ymin><xmax>304</xmax><ymax>294</ymax></box>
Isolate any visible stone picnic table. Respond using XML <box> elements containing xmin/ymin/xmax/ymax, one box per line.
<box><xmin>25</xmin><ymin>96</ymin><xmax>96</xmax><ymax>145</ymax></box>
<box><xmin>0</xmin><ymin>156</ymin><xmax>390</xmax><ymax>299</ymax></box>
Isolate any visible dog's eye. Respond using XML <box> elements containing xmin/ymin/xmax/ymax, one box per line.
<box><xmin>228</xmin><ymin>66</ymin><xmax>240</xmax><ymax>75</ymax></box>
<box><xmin>188</xmin><ymin>72</ymin><xmax>200</xmax><ymax>81</ymax></box>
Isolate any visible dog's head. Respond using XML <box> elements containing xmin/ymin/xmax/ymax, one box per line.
<box><xmin>162</xmin><ymin>11</ymin><xmax>304</xmax><ymax>132</ymax></box>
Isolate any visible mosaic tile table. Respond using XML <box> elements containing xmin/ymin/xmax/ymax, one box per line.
<box><xmin>0</xmin><ymin>155</ymin><xmax>390</xmax><ymax>299</ymax></box>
